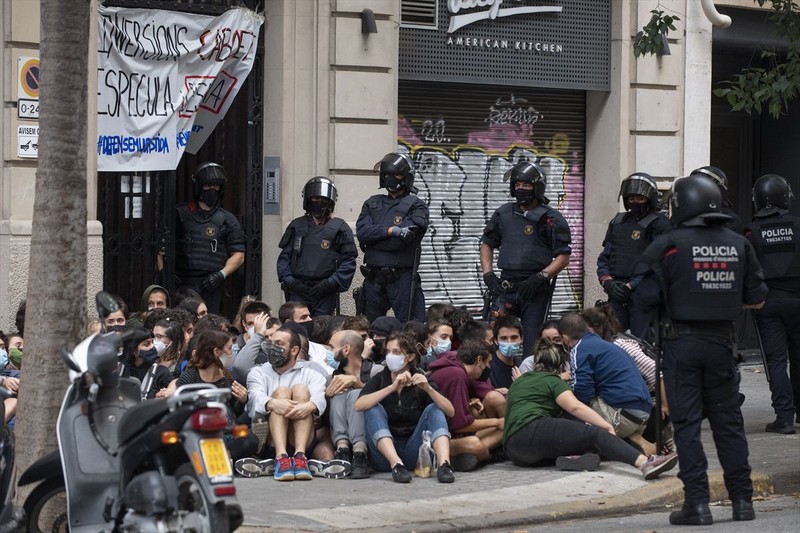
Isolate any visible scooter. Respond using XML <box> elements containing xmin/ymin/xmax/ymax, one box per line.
<box><xmin>0</xmin><ymin>387</ymin><xmax>24</xmax><ymax>532</ymax></box>
<box><xmin>19</xmin><ymin>292</ymin><xmax>243</xmax><ymax>532</ymax></box>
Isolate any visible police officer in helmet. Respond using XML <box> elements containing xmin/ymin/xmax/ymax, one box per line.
<box><xmin>481</xmin><ymin>160</ymin><xmax>571</xmax><ymax>357</ymax></box>
<box><xmin>745</xmin><ymin>174</ymin><xmax>799</xmax><ymax>435</ymax></box>
<box><xmin>689</xmin><ymin>166</ymin><xmax>745</xmax><ymax>234</ymax></box>
<box><xmin>597</xmin><ymin>172</ymin><xmax>672</xmax><ymax>338</ymax></box>
<box><xmin>356</xmin><ymin>152</ymin><xmax>429</xmax><ymax>322</ymax></box>
<box><xmin>277</xmin><ymin>177</ymin><xmax>357</xmax><ymax>316</ymax></box>
<box><xmin>634</xmin><ymin>176</ymin><xmax>767</xmax><ymax>526</ymax></box>
<box><xmin>173</xmin><ymin>162</ymin><xmax>246</xmax><ymax>314</ymax></box>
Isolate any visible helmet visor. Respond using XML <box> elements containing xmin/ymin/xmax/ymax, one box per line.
<box><xmin>304</xmin><ymin>179</ymin><xmax>337</xmax><ymax>203</ymax></box>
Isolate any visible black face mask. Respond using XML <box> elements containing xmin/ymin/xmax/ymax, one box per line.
<box><xmin>139</xmin><ymin>347</ymin><xmax>159</xmax><ymax>365</ymax></box>
<box><xmin>629</xmin><ymin>203</ymin><xmax>649</xmax><ymax>219</ymax></box>
<box><xmin>199</xmin><ymin>188</ymin><xmax>220</xmax><ymax>207</ymax></box>
<box><xmin>514</xmin><ymin>190</ymin><xmax>536</xmax><ymax>206</ymax></box>
<box><xmin>297</xmin><ymin>320</ymin><xmax>314</xmax><ymax>338</ymax></box>
<box><xmin>384</xmin><ymin>175</ymin><xmax>405</xmax><ymax>192</ymax></box>
<box><xmin>309</xmin><ymin>200</ymin><xmax>332</xmax><ymax>219</ymax></box>
<box><xmin>372</xmin><ymin>339</ymin><xmax>386</xmax><ymax>359</ymax></box>
<box><xmin>106</xmin><ymin>325</ymin><xmax>126</xmax><ymax>334</ymax></box>
<box><xmin>266</xmin><ymin>342</ymin><xmax>289</xmax><ymax>368</ymax></box>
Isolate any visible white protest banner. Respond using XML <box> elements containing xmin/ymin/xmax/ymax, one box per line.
<box><xmin>97</xmin><ymin>6</ymin><xmax>263</xmax><ymax>171</ymax></box>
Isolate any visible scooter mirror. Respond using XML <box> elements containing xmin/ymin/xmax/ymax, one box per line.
<box><xmin>95</xmin><ymin>291</ymin><xmax>119</xmax><ymax>321</ymax></box>
<box><xmin>60</xmin><ymin>347</ymin><xmax>81</xmax><ymax>373</ymax></box>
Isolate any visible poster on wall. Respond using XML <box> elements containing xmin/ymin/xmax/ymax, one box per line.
<box><xmin>96</xmin><ymin>5</ymin><xmax>264</xmax><ymax>171</ymax></box>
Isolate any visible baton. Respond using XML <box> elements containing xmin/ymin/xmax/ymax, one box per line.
<box><xmin>653</xmin><ymin>311</ymin><xmax>663</xmax><ymax>454</ymax></box>
<box><xmin>407</xmin><ymin>245</ymin><xmax>422</xmax><ymax>322</ymax></box>
<box><xmin>750</xmin><ymin>309</ymin><xmax>770</xmax><ymax>382</ymax></box>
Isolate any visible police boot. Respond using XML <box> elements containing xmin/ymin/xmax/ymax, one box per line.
<box><xmin>732</xmin><ymin>499</ymin><xmax>755</xmax><ymax>521</ymax></box>
<box><xmin>669</xmin><ymin>503</ymin><xmax>713</xmax><ymax>526</ymax></box>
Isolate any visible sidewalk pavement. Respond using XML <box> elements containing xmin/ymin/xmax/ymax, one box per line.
<box><xmin>234</xmin><ymin>365</ymin><xmax>800</xmax><ymax>532</ymax></box>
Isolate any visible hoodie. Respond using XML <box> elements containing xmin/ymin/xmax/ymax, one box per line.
<box><xmin>140</xmin><ymin>284</ymin><xmax>170</xmax><ymax>311</ymax></box>
<box><xmin>428</xmin><ymin>353</ymin><xmax>474</xmax><ymax>432</ymax></box>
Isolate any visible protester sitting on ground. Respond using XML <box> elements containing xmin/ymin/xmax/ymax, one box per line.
<box><xmin>177</xmin><ymin>297</ymin><xmax>208</xmax><ymax>321</ymax></box>
<box><xmin>426</xmin><ymin>303</ymin><xmax>456</xmax><ymax>324</ymax></box>
<box><xmin>367</xmin><ymin>316</ymin><xmax>402</xmax><ymax>365</ymax></box>
<box><xmin>232</xmin><ymin>294</ymin><xmax>260</xmax><ymax>334</ymax></box>
<box><xmin>170</xmin><ymin>306</ymin><xmax>196</xmax><ymax>347</ymax></box>
<box><xmin>558</xmin><ymin>312</ymin><xmax>657</xmax><ymax>456</ymax></box>
<box><xmin>421</xmin><ymin>321</ymin><xmax>453</xmax><ymax>369</ymax></box>
<box><xmin>518</xmin><ymin>319</ymin><xmax>563</xmax><ymax>374</ymax></box>
<box><xmin>5</xmin><ymin>333</ymin><xmax>24</xmax><ymax>371</ymax></box>
<box><xmin>429</xmin><ymin>338</ymin><xmax>504</xmax><ymax>472</ymax></box>
<box><xmin>142</xmin><ymin>308</ymin><xmax>171</xmax><ymax>332</ymax></box>
<box><xmin>246</xmin><ymin>325</ymin><xmax>328</xmax><ymax>481</ymax></box>
<box><xmin>327</xmin><ymin>330</ymin><xmax>383</xmax><ymax>478</ymax></box>
<box><xmin>104</xmin><ymin>304</ymin><xmax>128</xmax><ymax>333</ymax></box>
<box><xmin>172</xmin><ymin>286</ymin><xmax>202</xmax><ymax>308</ymax></box>
<box><xmin>490</xmin><ymin>315</ymin><xmax>523</xmax><ymax>389</ymax></box>
<box><xmin>234</xmin><ymin>300</ymin><xmax>271</xmax><ymax>356</ymax></box>
<box><xmin>120</xmin><ymin>327</ymin><xmax>174</xmax><ymax>400</ymax></box>
<box><xmin>503</xmin><ymin>338</ymin><xmax>678</xmax><ymax>479</ymax></box>
<box><xmin>355</xmin><ymin>331</ymin><xmax>456</xmax><ymax>484</ymax></box>
<box><xmin>280</xmin><ymin>302</ymin><xmax>331</xmax><ymax>371</ymax></box>
<box><xmin>232</xmin><ymin>312</ymin><xmax>281</xmax><ymax>385</ymax></box>
<box><xmin>342</xmin><ymin>315</ymin><xmax>373</xmax><ymax>358</ymax></box>
<box><xmin>176</xmin><ymin>328</ymin><xmax>256</xmax><ymax>460</ymax></box>
<box><xmin>461</xmin><ymin>320</ymin><xmax>508</xmax><ymax>419</ymax></box>
<box><xmin>153</xmin><ymin>318</ymin><xmax>186</xmax><ymax>376</ymax></box>
<box><xmin>446</xmin><ymin>306</ymin><xmax>472</xmax><ymax>350</ymax></box>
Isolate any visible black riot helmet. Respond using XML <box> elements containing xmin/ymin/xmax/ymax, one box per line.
<box><xmin>302</xmin><ymin>176</ymin><xmax>338</xmax><ymax>217</ymax></box>
<box><xmin>669</xmin><ymin>175</ymin><xmax>730</xmax><ymax>227</ymax></box>
<box><xmin>619</xmin><ymin>172</ymin><xmax>659</xmax><ymax>211</ymax></box>
<box><xmin>752</xmin><ymin>174</ymin><xmax>794</xmax><ymax>216</ymax></box>
<box><xmin>192</xmin><ymin>162</ymin><xmax>227</xmax><ymax>207</ymax></box>
<box><xmin>690</xmin><ymin>166</ymin><xmax>728</xmax><ymax>191</ymax></box>
<box><xmin>505</xmin><ymin>161</ymin><xmax>548</xmax><ymax>204</ymax></box>
<box><xmin>374</xmin><ymin>152</ymin><xmax>415</xmax><ymax>192</ymax></box>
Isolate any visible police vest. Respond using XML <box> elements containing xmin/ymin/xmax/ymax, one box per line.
<box><xmin>496</xmin><ymin>203</ymin><xmax>556</xmax><ymax>276</ymax></box>
<box><xmin>746</xmin><ymin>213</ymin><xmax>800</xmax><ymax>281</ymax></box>
<box><xmin>665</xmin><ymin>227</ymin><xmax>746</xmax><ymax>322</ymax></box>
<box><xmin>176</xmin><ymin>204</ymin><xmax>229</xmax><ymax>275</ymax></box>
<box><xmin>363</xmin><ymin>194</ymin><xmax>421</xmax><ymax>269</ymax></box>
<box><xmin>609</xmin><ymin>212</ymin><xmax>659</xmax><ymax>279</ymax></box>
<box><xmin>279</xmin><ymin>217</ymin><xmax>354</xmax><ymax>280</ymax></box>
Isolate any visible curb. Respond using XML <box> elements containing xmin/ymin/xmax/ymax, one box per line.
<box><xmin>236</xmin><ymin>470</ymin><xmax>777</xmax><ymax>533</ymax></box>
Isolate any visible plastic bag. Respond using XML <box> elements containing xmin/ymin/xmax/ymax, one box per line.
<box><xmin>415</xmin><ymin>430</ymin><xmax>436</xmax><ymax>478</ymax></box>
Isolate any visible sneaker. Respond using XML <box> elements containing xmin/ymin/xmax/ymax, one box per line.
<box><xmin>335</xmin><ymin>446</ymin><xmax>353</xmax><ymax>464</ymax></box>
<box><xmin>350</xmin><ymin>451</ymin><xmax>370</xmax><ymax>479</ymax></box>
<box><xmin>308</xmin><ymin>458</ymin><xmax>351</xmax><ymax>479</ymax></box>
<box><xmin>436</xmin><ymin>461</ymin><xmax>455</xmax><ymax>483</ymax></box>
<box><xmin>391</xmin><ymin>463</ymin><xmax>412</xmax><ymax>483</ymax></box>
<box><xmin>292</xmin><ymin>453</ymin><xmax>313</xmax><ymax>480</ymax></box>
<box><xmin>765</xmin><ymin>420</ymin><xmax>796</xmax><ymax>435</ymax></box>
<box><xmin>234</xmin><ymin>457</ymin><xmax>262</xmax><ymax>478</ymax></box>
<box><xmin>257</xmin><ymin>458</ymin><xmax>275</xmax><ymax>476</ymax></box>
<box><xmin>640</xmin><ymin>452</ymin><xmax>679</xmax><ymax>480</ymax></box>
<box><xmin>274</xmin><ymin>454</ymin><xmax>295</xmax><ymax>481</ymax></box>
<box><xmin>555</xmin><ymin>453</ymin><xmax>601</xmax><ymax>472</ymax></box>
<box><xmin>451</xmin><ymin>453</ymin><xmax>480</xmax><ymax>472</ymax></box>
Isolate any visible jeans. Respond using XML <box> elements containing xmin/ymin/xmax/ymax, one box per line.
<box><xmin>329</xmin><ymin>389</ymin><xmax>366</xmax><ymax>446</ymax></box>
<box><xmin>364</xmin><ymin>403</ymin><xmax>450</xmax><ymax>472</ymax></box>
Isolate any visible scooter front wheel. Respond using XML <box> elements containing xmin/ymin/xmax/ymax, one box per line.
<box><xmin>175</xmin><ymin>464</ymin><xmax>230</xmax><ymax>533</ymax></box>
<box><xmin>24</xmin><ymin>477</ymin><xmax>69</xmax><ymax>533</ymax></box>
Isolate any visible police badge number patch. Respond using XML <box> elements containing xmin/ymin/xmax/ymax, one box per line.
<box><xmin>393</xmin><ymin>215</ymin><xmax>403</xmax><ymax>225</ymax></box>
<box><xmin>206</xmin><ymin>227</ymin><xmax>216</xmax><ymax>237</ymax></box>
<box><xmin>631</xmin><ymin>230</ymin><xmax>641</xmax><ymax>240</ymax></box>
<box><xmin>321</xmin><ymin>240</ymin><xmax>331</xmax><ymax>249</ymax></box>
<box><xmin>524</xmin><ymin>225</ymin><xmax>534</xmax><ymax>235</ymax></box>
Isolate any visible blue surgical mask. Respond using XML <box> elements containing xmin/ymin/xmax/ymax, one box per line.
<box><xmin>0</xmin><ymin>349</ymin><xmax>7</xmax><ymax>368</ymax></box>
<box><xmin>498</xmin><ymin>342</ymin><xmax>522</xmax><ymax>360</ymax></box>
<box><xmin>325</xmin><ymin>349</ymin><xmax>340</xmax><ymax>370</ymax></box>
<box><xmin>433</xmin><ymin>339</ymin><xmax>452</xmax><ymax>355</ymax></box>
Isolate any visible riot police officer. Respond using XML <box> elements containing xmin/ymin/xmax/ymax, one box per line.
<box><xmin>480</xmin><ymin>161</ymin><xmax>571</xmax><ymax>357</ymax></box>
<box><xmin>277</xmin><ymin>177</ymin><xmax>357</xmax><ymax>317</ymax></box>
<box><xmin>356</xmin><ymin>152</ymin><xmax>428</xmax><ymax>322</ymax></box>
<box><xmin>597</xmin><ymin>172</ymin><xmax>672</xmax><ymax>338</ymax></box>
<box><xmin>745</xmin><ymin>174</ymin><xmax>799</xmax><ymax>434</ymax></box>
<box><xmin>634</xmin><ymin>176</ymin><xmax>767</xmax><ymax>526</ymax></box>
<box><xmin>173</xmin><ymin>162</ymin><xmax>246</xmax><ymax>314</ymax></box>
<box><xmin>690</xmin><ymin>166</ymin><xmax>745</xmax><ymax>233</ymax></box>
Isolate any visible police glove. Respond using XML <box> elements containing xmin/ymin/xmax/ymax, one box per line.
<box><xmin>518</xmin><ymin>271</ymin><xmax>549</xmax><ymax>301</ymax></box>
<box><xmin>285</xmin><ymin>279</ymin><xmax>311</xmax><ymax>300</ymax></box>
<box><xmin>483</xmin><ymin>272</ymin><xmax>504</xmax><ymax>295</ymax></box>
<box><xmin>390</xmin><ymin>225</ymin><xmax>415</xmax><ymax>243</ymax></box>
<box><xmin>310</xmin><ymin>279</ymin><xmax>338</xmax><ymax>301</ymax></box>
<box><xmin>603</xmin><ymin>280</ymin><xmax>631</xmax><ymax>303</ymax></box>
<box><xmin>201</xmin><ymin>270</ymin><xmax>226</xmax><ymax>293</ymax></box>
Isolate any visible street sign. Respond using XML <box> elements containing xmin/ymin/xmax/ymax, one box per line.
<box><xmin>18</xmin><ymin>98</ymin><xmax>39</xmax><ymax>119</ymax></box>
<box><xmin>18</xmin><ymin>57</ymin><xmax>40</xmax><ymax>99</ymax></box>
<box><xmin>18</xmin><ymin>124</ymin><xmax>39</xmax><ymax>159</ymax></box>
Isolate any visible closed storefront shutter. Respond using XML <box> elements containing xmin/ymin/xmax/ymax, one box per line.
<box><xmin>398</xmin><ymin>79</ymin><xmax>585</xmax><ymax>317</ymax></box>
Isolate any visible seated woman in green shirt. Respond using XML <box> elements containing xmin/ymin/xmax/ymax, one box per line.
<box><xmin>503</xmin><ymin>339</ymin><xmax>677</xmax><ymax>479</ymax></box>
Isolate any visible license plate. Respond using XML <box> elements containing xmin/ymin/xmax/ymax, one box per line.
<box><xmin>200</xmin><ymin>438</ymin><xmax>232</xmax><ymax>478</ymax></box>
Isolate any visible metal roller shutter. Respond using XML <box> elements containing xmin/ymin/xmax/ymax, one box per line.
<box><xmin>397</xmin><ymin>80</ymin><xmax>585</xmax><ymax>318</ymax></box>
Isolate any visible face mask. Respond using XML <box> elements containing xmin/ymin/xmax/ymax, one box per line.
<box><xmin>246</xmin><ymin>326</ymin><xmax>255</xmax><ymax>338</ymax></box>
<box><xmin>297</xmin><ymin>320</ymin><xmax>314</xmax><ymax>337</ymax></box>
<box><xmin>199</xmin><ymin>188</ymin><xmax>220</xmax><ymax>207</ymax></box>
<box><xmin>231</xmin><ymin>344</ymin><xmax>241</xmax><ymax>358</ymax></box>
<box><xmin>514</xmin><ymin>189</ymin><xmax>536</xmax><ymax>205</ymax></box>
<box><xmin>0</xmin><ymin>349</ymin><xmax>7</xmax><ymax>368</ymax></box>
<box><xmin>266</xmin><ymin>342</ymin><xmax>289</xmax><ymax>368</ymax></box>
<box><xmin>153</xmin><ymin>340</ymin><xmax>169</xmax><ymax>355</ymax></box>
<box><xmin>479</xmin><ymin>364</ymin><xmax>491</xmax><ymax>381</ymax></box>
<box><xmin>9</xmin><ymin>347</ymin><xmax>23</xmax><ymax>368</ymax></box>
<box><xmin>139</xmin><ymin>347</ymin><xmax>159</xmax><ymax>364</ymax></box>
<box><xmin>498</xmin><ymin>342</ymin><xmax>522</xmax><ymax>360</ymax></box>
<box><xmin>325</xmin><ymin>349</ymin><xmax>340</xmax><ymax>370</ymax></box>
<box><xmin>433</xmin><ymin>339</ymin><xmax>452</xmax><ymax>355</ymax></box>
<box><xmin>220</xmin><ymin>354</ymin><xmax>235</xmax><ymax>369</ymax></box>
<box><xmin>385</xmin><ymin>353</ymin><xmax>407</xmax><ymax>372</ymax></box>
<box><xmin>384</xmin><ymin>175</ymin><xmax>405</xmax><ymax>192</ymax></box>
<box><xmin>629</xmin><ymin>203</ymin><xmax>648</xmax><ymax>219</ymax></box>
<box><xmin>309</xmin><ymin>201</ymin><xmax>332</xmax><ymax>219</ymax></box>
<box><xmin>107</xmin><ymin>325</ymin><xmax>126</xmax><ymax>334</ymax></box>
<box><xmin>372</xmin><ymin>339</ymin><xmax>385</xmax><ymax>358</ymax></box>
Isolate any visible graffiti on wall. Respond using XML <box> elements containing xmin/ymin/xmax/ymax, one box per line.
<box><xmin>396</xmin><ymin>96</ymin><xmax>585</xmax><ymax>316</ymax></box>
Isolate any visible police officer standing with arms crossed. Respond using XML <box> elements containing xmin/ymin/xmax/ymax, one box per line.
<box><xmin>170</xmin><ymin>162</ymin><xmax>246</xmax><ymax>314</ymax></box>
<box><xmin>481</xmin><ymin>161</ymin><xmax>571</xmax><ymax>357</ymax></box>
<box><xmin>277</xmin><ymin>177</ymin><xmax>357</xmax><ymax>317</ymax></box>
<box><xmin>356</xmin><ymin>153</ymin><xmax>428</xmax><ymax>322</ymax></box>
<box><xmin>634</xmin><ymin>176</ymin><xmax>767</xmax><ymax>526</ymax></box>
<box><xmin>745</xmin><ymin>174</ymin><xmax>799</xmax><ymax>434</ymax></box>
<box><xmin>597</xmin><ymin>172</ymin><xmax>672</xmax><ymax>338</ymax></box>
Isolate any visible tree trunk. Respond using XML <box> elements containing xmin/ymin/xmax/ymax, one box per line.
<box><xmin>14</xmin><ymin>0</ymin><xmax>91</xmax><ymax>501</ymax></box>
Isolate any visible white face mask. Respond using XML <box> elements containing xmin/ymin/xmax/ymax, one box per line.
<box><xmin>246</xmin><ymin>326</ymin><xmax>255</xmax><ymax>337</ymax></box>
<box><xmin>153</xmin><ymin>339</ymin><xmax>169</xmax><ymax>355</ymax></box>
<box><xmin>220</xmin><ymin>354</ymin><xmax>235</xmax><ymax>369</ymax></box>
<box><xmin>385</xmin><ymin>353</ymin><xmax>407</xmax><ymax>372</ymax></box>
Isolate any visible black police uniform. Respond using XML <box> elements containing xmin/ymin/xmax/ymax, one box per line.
<box><xmin>634</xmin><ymin>226</ymin><xmax>767</xmax><ymax>508</ymax></box>
<box><xmin>355</xmin><ymin>192</ymin><xmax>428</xmax><ymax>322</ymax></box>
<box><xmin>175</xmin><ymin>201</ymin><xmax>246</xmax><ymax>313</ymax></box>
<box><xmin>277</xmin><ymin>214</ymin><xmax>357</xmax><ymax>317</ymax></box>
<box><xmin>597</xmin><ymin>210</ymin><xmax>672</xmax><ymax>338</ymax></box>
<box><xmin>481</xmin><ymin>202</ymin><xmax>571</xmax><ymax>356</ymax></box>
<box><xmin>745</xmin><ymin>211</ymin><xmax>800</xmax><ymax>427</ymax></box>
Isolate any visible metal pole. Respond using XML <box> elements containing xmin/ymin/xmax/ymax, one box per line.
<box><xmin>751</xmin><ymin>309</ymin><xmax>771</xmax><ymax>382</ymax></box>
